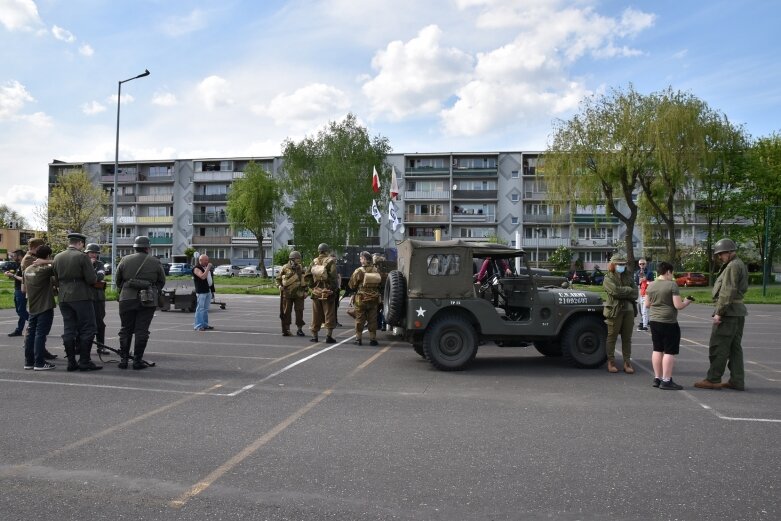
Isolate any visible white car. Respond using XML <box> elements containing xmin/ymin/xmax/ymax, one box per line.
<box><xmin>214</xmin><ymin>264</ymin><xmax>241</xmax><ymax>277</ymax></box>
<box><xmin>238</xmin><ymin>266</ymin><xmax>261</xmax><ymax>277</ymax></box>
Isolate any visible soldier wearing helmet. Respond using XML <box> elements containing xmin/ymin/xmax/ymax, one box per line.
<box><xmin>304</xmin><ymin>243</ymin><xmax>338</xmax><ymax>343</ymax></box>
<box><xmin>348</xmin><ymin>251</ymin><xmax>382</xmax><ymax>346</ymax></box>
<box><xmin>114</xmin><ymin>236</ymin><xmax>166</xmax><ymax>370</ymax></box>
<box><xmin>694</xmin><ymin>238</ymin><xmax>748</xmax><ymax>391</ymax></box>
<box><xmin>85</xmin><ymin>243</ymin><xmax>107</xmax><ymax>351</ymax></box>
<box><xmin>276</xmin><ymin>250</ymin><xmax>307</xmax><ymax>337</ymax></box>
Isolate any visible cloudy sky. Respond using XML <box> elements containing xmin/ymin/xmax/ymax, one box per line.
<box><xmin>1</xmin><ymin>0</ymin><xmax>780</xmax><ymax>224</ymax></box>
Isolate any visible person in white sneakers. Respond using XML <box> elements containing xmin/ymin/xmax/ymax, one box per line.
<box><xmin>23</xmin><ymin>245</ymin><xmax>57</xmax><ymax>371</ymax></box>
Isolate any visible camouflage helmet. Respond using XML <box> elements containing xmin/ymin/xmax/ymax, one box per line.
<box><xmin>317</xmin><ymin>243</ymin><xmax>330</xmax><ymax>253</ymax></box>
<box><xmin>133</xmin><ymin>236</ymin><xmax>151</xmax><ymax>248</ymax></box>
<box><xmin>289</xmin><ymin>250</ymin><xmax>302</xmax><ymax>260</ymax></box>
<box><xmin>713</xmin><ymin>238</ymin><xmax>737</xmax><ymax>255</ymax></box>
<box><xmin>609</xmin><ymin>253</ymin><xmax>627</xmax><ymax>264</ymax></box>
<box><xmin>85</xmin><ymin>243</ymin><xmax>101</xmax><ymax>253</ymax></box>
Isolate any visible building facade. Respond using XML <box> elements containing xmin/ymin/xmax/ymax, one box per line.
<box><xmin>49</xmin><ymin>152</ymin><xmax>714</xmax><ymax>269</ymax></box>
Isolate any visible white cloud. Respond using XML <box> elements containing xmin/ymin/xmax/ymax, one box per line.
<box><xmin>152</xmin><ymin>91</ymin><xmax>178</xmax><ymax>106</ymax></box>
<box><xmin>0</xmin><ymin>0</ymin><xmax>43</xmax><ymax>31</ymax></box>
<box><xmin>159</xmin><ymin>8</ymin><xmax>207</xmax><ymax>37</ymax></box>
<box><xmin>197</xmin><ymin>75</ymin><xmax>233</xmax><ymax>110</ymax></box>
<box><xmin>79</xmin><ymin>43</ymin><xmax>94</xmax><ymax>56</ymax></box>
<box><xmin>51</xmin><ymin>24</ymin><xmax>75</xmax><ymax>42</ymax></box>
<box><xmin>255</xmin><ymin>83</ymin><xmax>350</xmax><ymax>127</ymax></box>
<box><xmin>362</xmin><ymin>25</ymin><xmax>474</xmax><ymax>120</ymax></box>
<box><xmin>107</xmin><ymin>93</ymin><xmax>135</xmax><ymax>104</ymax></box>
<box><xmin>0</xmin><ymin>80</ymin><xmax>34</xmax><ymax>119</ymax></box>
<box><xmin>81</xmin><ymin>100</ymin><xmax>106</xmax><ymax>115</ymax></box>
<box><xmin>19</xmin><ymin>110</ymin><xmax>52</xmax><ymax>127</ymax></box>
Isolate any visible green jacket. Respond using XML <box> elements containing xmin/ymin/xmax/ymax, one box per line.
<box><xmin>712</xmin><ymin>256</ymin><xmax>748</xmax><ymax>316</ymax></box>
<box><xmin>52</xmin><ymin>247</ymin><xmax>97</xmax><ymax>302</ymax></box>
<box><xmin>115</xmin><ymin>252</ymin><xmax>166</xmax><ymax>302</ymax></box>
<box><xmin>24</xmin><ymin>264</ymin><xmax>56</xmax><ymax>315</ymax></box>
<box><xmin>602</xmin><ymin>270</ymin><xmax>638</xmax><ymax>319</ymax></box>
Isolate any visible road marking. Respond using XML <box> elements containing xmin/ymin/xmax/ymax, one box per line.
<box><xmin>257</xmin><ymin>335</ymin><xmax>356</xmax><ymax>383</ymax></box>
<box><xmin>0</xmin><ymin>378</ymin><xmax>241</xmax><ymax>396</ymax></box>
<box><xmin>170</xmin><ymin>345</ymin><xmax>392</xmax><ymax>508</ymax></box>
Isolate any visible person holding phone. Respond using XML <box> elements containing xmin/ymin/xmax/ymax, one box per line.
<box><xmin>645</xmin><ymin>261</ymin><xmax>694</xmax><ymax>390</ymax></box>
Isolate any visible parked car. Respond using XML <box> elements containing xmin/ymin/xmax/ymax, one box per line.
<box><xmin>214</xmin><ymin>264</ymin><xmax>241</xmax><ymax>277</ymax></box>
<box><xmin>591</xmin><ymin>268</ymin><xmax>605</xmax><ymax>285</ymax></box>
<box><xmin>676</xmin><ymin>272</ymin><xmax>708</xmax><ymax>287</ymax></box>
<box><xmin>168</xmin><ymin>263</ymin><xmax>193</xmax><ymax>276</ymax></box>
<box><xmin>0</xmin><ymin>260</ymin><xmax>18</xmax><ymax>272</ymax></box>
<box><xmin>567</xmin><ymin>270</ymin><xmax>592</xmax><ymax>285</ymax></box>
<box><xmin>239</xmin><ymin>266</ymin><xmax>261</xmax><ymax>277</ymax></box>
<box><xmin>161</xmin><ymin>262</ymin><xmax>171</xmax><ymax>275</ymax></box>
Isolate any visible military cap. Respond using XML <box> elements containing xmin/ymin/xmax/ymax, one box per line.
<box><xmin>133</xmin><ymin>236</ymin><xmax>151</xmax><ymax>248</ymax></box>
<box><xmin>85</xmin><ymin>243</ymin><xmax>101</xmax><ymax>253</ymax></box>
<box><xmin>67</xmin><ymin>232</ymin><xmax>87</xmax><ymax>242</ymax></box>
<box><xmin>610</xmin><ymin>253</ymin><xmax>627</xmax><ymax>264</ymax></box>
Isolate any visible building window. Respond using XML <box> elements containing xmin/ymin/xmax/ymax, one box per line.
<box><xmin>511</xmin><ymin>170</ymin><xmax>519</xmax><ymax>179</ymax></box>
<box><xmin>511</xmin><ymin>217</ymin><xmax>519</xmax><ymax>225</ymax></box>
<box><xmin>511</xmin><ymin>194</ymin><xmax>520</xmax><ymax>202</ymax></box>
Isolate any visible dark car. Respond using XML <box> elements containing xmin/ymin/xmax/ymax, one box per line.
<box><xmin>161</xmin><ymin>262</ymin><xmax>171</xmax><ymax>275</ymax></box>
<box><xmin>568</xmin><ymin>270</ymin><xmax>592</xmax><ymax>285</ymax></box>
<box><xmin>676</xmin><ymin>272</ymin><xmax>708</xmax><ymax>287</ymax></box>
<box><xmin>591</xmin><ymin>269</ymin><xmax>605</xmax><ymax>285</ymax></box>
<box><xmin>0</xmin><ymin>260</ymin><xmax>19</xmax><ymax>272</ymax></box>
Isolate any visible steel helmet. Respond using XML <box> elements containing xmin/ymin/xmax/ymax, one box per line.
<box><xmin>713</xmin><ymin>238</ymin><xmax>737</xmax><ymax>255</ymax></box>
<box><xmin>317</xmin><ymin>243</ymin><xmax>330</xmax><ymax>253</ymax></box>
<box><xmin>133</xmin><ymin>236</ymin><xmax>151</xmax><ymax>248</ymax></box>
<box><xmin>85</xmin><ymin>243</ymin><xmax>101</xmax><ymax>253</ymax></box>
<box><xmin>289</xmin><ymin>250</ymin><xmax>302</xmax><ymax>260</ymax></box>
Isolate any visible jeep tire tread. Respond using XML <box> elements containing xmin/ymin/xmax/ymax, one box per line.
<box><xmin>383</xmin><ymin>270</ymin><xmax>406</xmax><ymax>327</ymax></box>
<box><xmin>533</xmin><ymin>340</ymin><xmax>562</xmax><ymax>357</ymax></box>
<box><xmin>423</xmin><ymin>315</ymin><xmax>478</xmax><ymax>371</ymax></box>
<box><xmin>560</xmin><ymin>315</ymin><xmax>607</xmax><ymax>368</ymax></box>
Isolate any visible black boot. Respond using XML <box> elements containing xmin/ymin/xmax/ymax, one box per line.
<box><xmin>63</xmin><ymin>341</ymin><xmax>78</xmax><ymax>372</ymax></box>
<box><xmin>296</xmin><ymin>328</ymin><xmax>306</xmax><ymax>337</ymax></box>
<box><xmin>310</xmin><ymin>334</ymin><xmax>319</xmax><ymax>343</ymax></box>
<box><xmin>325</xmin><ymin>336</ymin><xmax>336</xmax><ymax>344</ymax></box>
<box><xmin>118</xmin><ymin>336</ymin><xmax>131</xmax><ymax>369</ymax></box>
<box><xmin>78</xmin><ymin>336</ymin><xmax>101</xmax><ymax>371</ymax></box>
<box><xmin>132</xmin><ymin>341</ymin><xmax>151</xmax><ymax>370</ymax></box>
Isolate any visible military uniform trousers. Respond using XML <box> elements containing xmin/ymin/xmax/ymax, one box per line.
<box><xmin>281</xmin><ymin>294</ymin><xmax>305</xmax><ymax>333</ymax></box>
<box><xmin>354</xmin><ymin>298</ymin><xmax>378</xmax><ymax>341</ymax></box>
<box><xmin>606</xmin><ymin>308</ymin><xmax>634</xmax><ymax>361</ymax></box>
<box><xmin>310</xmin><ymin>295</ymin><xmax>336</xmax><ymax>334</ymax></box>
<box><xmin>706</xmin><ymin>316</ymin><xmax>745</xmax><ymax>387</ymax></box>
<box><xmin>59</xmin><ymin>300</ymin><xmax>97</xmax><ymax>363</ymax></box>
<box><xmin>118</xmin><ymin>299</ymin><xmax>156</xmax><ymax>361</ymax></box>
<box><xmin>92</xmin><ymin>300</ymin><xmax>106</xmax><ymax>345</ymax></box>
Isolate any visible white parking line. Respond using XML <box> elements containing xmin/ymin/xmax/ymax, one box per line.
<box><xmin>0</xmin><ymin>378</ymin><xmax>237</xmax><ymax>396</ymax></box>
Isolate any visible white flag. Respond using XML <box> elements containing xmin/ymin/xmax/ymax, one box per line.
<box><xmin>370</xmin><ymin>199</ymin><xmax>382</xmax><ymax>224</ymax></box>
<box><xmin>388</xmin><ymin>200</ymin><xmax>401</xmax><ymax>232</ymax></box>
<box><xmin>389</xmin><ymin>165</ymin><xmax>399</xmax><ymax>200</ymax></box>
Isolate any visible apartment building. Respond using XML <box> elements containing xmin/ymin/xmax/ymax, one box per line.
<box><xmin>48</xmin><ymin>152</ymin><xmax>712</xmax><ymax>269</ymax></box>
<box><xmin>0</xmin><ymin>226</ymin><xmax>39</xmax><ymax>259</ymax></box>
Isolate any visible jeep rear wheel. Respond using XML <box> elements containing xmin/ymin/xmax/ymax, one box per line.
<box><xmin>534</xmin><ymin>340</ymin><xmax>562</xmax><ymax>357</ymax></box>
<box><xmin>423</xmin><ymin>315</ymin><xmax>478</xmax><ymax>371</ymax></box>
<box><xmin>383</xmin><ymin>270</ymin><xmax>406</xmax><ymax>327</ymax></box>
<box><xmin>560</xmin><ymin>315</ymin><xmax>607</xmax><ymax>368</ymax></box>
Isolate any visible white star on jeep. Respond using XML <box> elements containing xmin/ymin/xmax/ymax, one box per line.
<box><xmin>416</xmin><ymin>306</ymin><xmax>426</xmax><ymax>317</ymax></box>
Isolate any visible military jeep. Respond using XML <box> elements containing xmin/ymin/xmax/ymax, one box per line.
<box><xmin>382</xmin><ymin>239</ymin><xmax>607</xmax><ymax>371</ymax></box>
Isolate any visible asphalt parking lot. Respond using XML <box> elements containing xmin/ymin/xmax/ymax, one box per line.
<box><xmin>0</xmin><ymin>296</ymin><xmax>779</xmax><ymax>520</ymax></box>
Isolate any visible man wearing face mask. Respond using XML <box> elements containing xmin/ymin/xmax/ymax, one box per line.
<box><xmin>602</xmin><ymin>254</ymin><xmax>638</xmax><ymax>374</ymax></box>
<box><xmin>276</xmin><ymin>250</ymin><xmax>307</xmax><ymax>337</ymax></box>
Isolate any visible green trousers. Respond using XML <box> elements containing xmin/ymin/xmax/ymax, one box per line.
<box><xmin>606</xmin><ymin>309</ymin><xmax>634</xmax><ymax>362</ymax></box>
<box><xmin>706</xmin><ymin>316</ymin><xmax>745</xmax><ymax>387</ymax></box>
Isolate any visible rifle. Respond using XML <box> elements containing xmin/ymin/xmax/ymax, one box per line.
<box><xmin>279</xmin><ymin>287</ymin><xmax>285</xmax><ymax>320</ymax></box>
<box><xmin>93</xmin><ymin>339</ymin><xmax>155</xmax><ymax>367</ymax></box>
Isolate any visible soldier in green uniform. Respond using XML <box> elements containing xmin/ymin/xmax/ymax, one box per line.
<box><xmin>304</xmin><ymin>243</ymin><xmax>338</xmax><ymax>343</ymax></box>
<box><xmin>602</xmin><ymin>253</ymin><xmax>638</xmax><ymax>374</ymax></box>
<box><xmin>114</xmin><ymin>236</ymin><xmax>166</xmax><ymax>369</ymax></box>
<box><xmin>348</xmin><ymin>251</ymin><xmax>382</xmax><ymax>346</ymax></box>
<box><xmin>694</xmin><ymin>238</ymin><xmax>748</xmax><ymax>391</ymax></box>
<box><xmin>52</xmin><ymin>232</ymin><xmax>99</xmax><ymax>371</ymax></box>
<box><xmin>85</xmin><ymin>243</ymin><xmax>107</xmax><ymax>352</ymax></box>
<box><xmin>276</xmin><ymin>250</ymin><xmax>307</xmax><ymax>337</ymax></box>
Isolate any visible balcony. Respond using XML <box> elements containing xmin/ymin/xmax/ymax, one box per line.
<box><xmin>452</xmin><ymin>189</ymin><xmax>497</xmax><ymax>200</ymax></box>
<box><xmin>100</xmin><ymin>173</ymin><xmax>142</xmax><ymax>183</ymax></box>
<box><xmin>570</xmin><ymin>238</ymin><xmax>617</xmax><ymax>248</ymax></box>
<box><xmin>193</xmin><ymin>212</ymin><xmax>229</xmax><ymax>223</ymax></box>
<box><xmin>523</xmin><ymin>191</ymin><xmax>547</xmax><ymax>200</ymax></box>
<box><xmin>137</xmin><ymin>194</ymin><xmax>173</xmax><ymax>203</ymax></box>
<box><xmin>573</xmin><ymin>213</ymin><xmax>619</xmax><ymax>224</ymax></box>
<box><xmin>194</xmin><ymin>171</ymin><xmax>234</xmax><ymax>182</ymax></box>
<box><xmin>404</xmin><ymin>166</ymin><xmax>450</xmax><ymax>176</ymax></box>
<box><xmin>136</xmin><ymin>216</ymin><xmax>173</xmax><ymax>224</ymax></box>
<box><xmin>194</xmin><ymin>194</ymin><xmax>228</xmax><ymax>202</ymax></box>
<box><xmin>403</xmin><ymin>190</ymin><xmax>450</xmax><ymax>200</ymax></box>
<box><xmin>404</xmin><ymin>214</ymin><xmax>449</xmax><ymax>223</ymax></box>
<box><xmin>115</xmin><ymin>195</ymin><xmax>136</xmax><ymax>203</ymax></box>
<box><xmin>193</xmin><ymin>236</ymin><xmax>232</xmax><ymax>245</ymax></box>
<box><xmin>408</xmin><ymin>235</ymin><xmax>452</xmax><ymax>242</ymax></box>
<box><xmin>452</xmin><ymin>167</ymin><xmax>498</xmax><ymax>177</ymax></box>
<box><xmin>140</xmin><ymin>174</ymin><xmax>174</xmax><ymax>182</ymax></box>
<box><xmin>521</xmin><ymin>238</ymin><xmax>570</xmax><ymax>249</ymax></box>
<box><xmin>102</xmin><ymin>216</ymin><xmax>136</xmax><ymax>225</ymax></box>
<box><xmin>148</xmin><ymin>236</ymin><xmax>173</xmax><ymax>245</ymax></box>
<box><xmin>452</xmin><ymin>213</ymin><xmax>492</xmax><ymax>223</ymax></box>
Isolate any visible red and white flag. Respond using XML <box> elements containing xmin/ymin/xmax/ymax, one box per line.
<box><xmin>389</xmin><ymin>165</ymin><xmax>399</xmax><ymax>200</ymax></box>
<box><xmin>372</xmin><ymin>166</ymin><xmax>380</xmax><ymax>193</ymax></box>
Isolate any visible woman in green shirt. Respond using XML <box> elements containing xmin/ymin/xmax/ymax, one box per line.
<box><xmin>645</xmin><ymin>261</ymin><xmax>694</xmax><ymax>390</ymax></box>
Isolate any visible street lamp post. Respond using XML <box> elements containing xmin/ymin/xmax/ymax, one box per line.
<box><xmin>111</xmin><ymin>69</ymin><xmax>150</xmax><ymax>289</ymax></box>
<box><xmin>535</xmin><ymin>227</ymin><xmax>542</xmax><ymax>268</ymax></box>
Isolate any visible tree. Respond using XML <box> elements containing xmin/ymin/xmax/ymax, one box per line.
<box><xmin>282</xmin><ymin>113</ymin><xmax>391</xmax><ymax>257</ymax></box>
<box><xmin>0</xmin><ymin>204</ymin><xmax>28</xmax><ymax>229</ymax></box>
<box><xmin>47</xmin><ymin>169</ymin><xmax>109</xmax><ymax>251</ymax></box>
<box><xmin>226</xmin><ymin>161</ymin><xmax>282</xmax><ymax>276</ymax></box>
<box><xmin>544</xmin><ymin>85</ymin><xmax>655</xmax><ymax>264</ymax></box>
<box><xmin>548</xmin><ymin>245</ymin><xmax>575</xmax><ymax>271</ymax></box>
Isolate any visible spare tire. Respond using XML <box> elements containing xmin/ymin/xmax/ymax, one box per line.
<box><xmin>383</xmin><ymin>270</ymin><xmax>406</xmax><ymax>327</ymax></box>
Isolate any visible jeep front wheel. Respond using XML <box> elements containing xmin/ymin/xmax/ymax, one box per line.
<box><xmin>560</xmin><ymin>315</ymin><xmax>607</xmax><ymax>368</ymax></box>
<box><xmin>383</xmin><ymin>270</ymin><xmax>406</xmax><ymax>327</ymax></box>
<box><xmin>423</xmin><ymin>315</ymin><xmax>478</xmax><ymax>371</ymax></box>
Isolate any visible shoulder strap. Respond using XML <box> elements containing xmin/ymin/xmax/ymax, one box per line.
<box><xmin>133</xmin><ymin>254</ymin><xmax>151</xmax><ymax>279</ymax></box>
